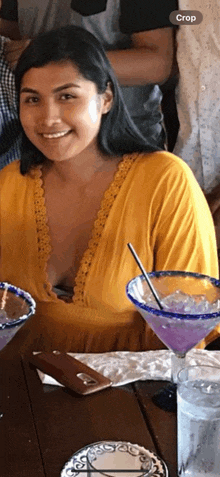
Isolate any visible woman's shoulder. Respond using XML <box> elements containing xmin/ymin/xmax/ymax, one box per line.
<box><xmin>125</xmin><ymin>151</ymin><xmax>200</xmax><ymax>199</ymax></box>
<box><xmin>135</xmin><ymin>150</ymin><xmax>192</xmax><ymax>171</ymax></box>
<box><xmin>133</xmin><ymin>151</ymin><xmax>197</xmax><ymax>182</ymax></box>
<box><xmin>0</xmin><ymin>160</ymin><xmax>21</xmax><ymax>180</ymax></box>
<box><xmin>0</xmin><ymin>160</ymin><xmax>36</xmax><ymax>185</ymax></box>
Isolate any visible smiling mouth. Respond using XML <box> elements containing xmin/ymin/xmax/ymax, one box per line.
<box><xmin>41</xmin><ymin>130</ymin><xmax>71</xmax><ymax>139</ymax></box>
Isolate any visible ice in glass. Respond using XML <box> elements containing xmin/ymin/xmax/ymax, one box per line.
<box><xmin>177</xmin><ymin>366</ymin><xmax>220</xmax><ymax>476</ymax></box>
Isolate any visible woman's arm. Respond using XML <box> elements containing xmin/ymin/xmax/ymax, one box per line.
<box><xmin>150</xmin><ymin>154</ymin><xmax>218</xmax><ymax>278</ymax></box>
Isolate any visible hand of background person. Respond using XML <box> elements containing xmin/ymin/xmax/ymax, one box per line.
<box><xmin>206</xmin><ymin>183</ymin><xmax>220</xmax><ymax>249</ymax></box>
<box><xmin>4</xmin><ymin>38</ymin><xmax>30</xmax><ymax>69</ymax></box>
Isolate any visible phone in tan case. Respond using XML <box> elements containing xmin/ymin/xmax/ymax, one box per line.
<box><xmin>30</xmin><ymin>351</ymin><xmax>112</xmax><ymax>395</ymax></box>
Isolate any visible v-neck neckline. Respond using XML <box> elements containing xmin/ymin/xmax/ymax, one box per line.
<box><xmin>33</xmin><ymin>153</ymin><xmax>139</xmax><ymax>304</ymax></box>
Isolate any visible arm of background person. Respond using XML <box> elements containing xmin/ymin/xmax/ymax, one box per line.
<box><xmin>4</xmin><ymin>38</ymin><xmax>30</xmax><ymax>69</ymax></box>
<box><xmin>0</xmin><ymin>0</ymin><xmax>176</xmax><ymax>82</ymax></box>
<box><xmin>3</xmin><ymin>25</ymin><xmax>174</xmax><ymax>83</ymax></box>
<box><xmin>107</xmin><ymin>27</ymin><xmax>174</xmax><ymax>86</ymax></box>
<box><xmin>107</xmin><ymin>0</ymin><xmax>177</xmax><ymax>85</ymax></box>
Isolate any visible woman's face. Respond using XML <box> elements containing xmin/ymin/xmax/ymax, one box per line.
<box><xmin>19</xmin><ymin>61</ymin><xmax>112</xmax><ymax>162</ymax></box>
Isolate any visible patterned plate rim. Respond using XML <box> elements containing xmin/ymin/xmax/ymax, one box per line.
<box><xmin>60</xmin><ymin>441</ymin><xmax>169</xmax><ymax>477</ymax></box>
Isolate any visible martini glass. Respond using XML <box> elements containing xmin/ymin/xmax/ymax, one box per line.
<box><xmin>126</xmin><ymin>271</ymin><xmax>220</xmax><ymax>412</ymax></box>
<box><xmin>0</xmin><ymin>282</ymin><xmax>36</xmax><ymax>417</ymax></box>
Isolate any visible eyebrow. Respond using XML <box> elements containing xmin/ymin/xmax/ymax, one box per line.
<box><xmin>20</xmin><ymin>83</ymin><xmax>81</xmax><ymax>94</ymax></box>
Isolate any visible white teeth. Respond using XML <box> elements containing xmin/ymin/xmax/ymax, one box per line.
<box><xmin>42</xmin><ymin>130</ymin><xmax>69</xmax><ymax>139</ymax></box>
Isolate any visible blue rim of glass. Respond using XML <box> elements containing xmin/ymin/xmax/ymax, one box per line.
<box><xmin>126</xmin><ymin>271</ymin><xmax>220</xmax><ymax>321</ymax></box>
<box><xmin>0</xmin><ymin>282</ymin><xmax>36</xmax><ymax>329</ymax></box>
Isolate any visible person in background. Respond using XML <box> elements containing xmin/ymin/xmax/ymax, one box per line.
<box><xmin>0</xmin><ymin>0</ymin><xmax>178</xmax><ymax>157</ymax></box>
<box><xmin>174</xmin><ymin>1</ymin><xmax>220</xmax><ymax>250</ymax></box>
<box><xmin>0</xmin><ymin>34</ymin><xmax>31</xmax><ymax>169</ymax></box>
<box><xmin>0</xmin><ymin>36</ymin><xmax>20</xmax><ymax>168</ymax></box>
<box><xmin>0</xmin><ymin>26</ymin><xmax>218</xmax><ymax>354</ymax></box>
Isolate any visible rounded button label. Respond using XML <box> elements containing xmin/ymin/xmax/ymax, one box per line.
<box><xmin>169</xmin><ymin>10</ymin><xmax>203</xmax><ymax>25</ymax></box>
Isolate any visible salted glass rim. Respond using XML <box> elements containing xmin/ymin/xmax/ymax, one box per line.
<box><xmin>126</xmin><ymin>270</ymin><xmax>220</xmax><ymax>321</ymax></box>
<box><xmin>0</xmin><ymin>282</ymin><xmax>36</xmax><ymax>329</ymax></box>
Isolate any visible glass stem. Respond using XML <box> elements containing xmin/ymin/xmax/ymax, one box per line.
<box><xmin>171</xmin><ymin>352</ymin><xmax>186</xmax><ymax>383</ymax></box>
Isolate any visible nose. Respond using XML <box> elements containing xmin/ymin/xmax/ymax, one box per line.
<box><xmin>39</xmin><ymin>99</ymin><xmax>62</xmax><ymax>127</ymax></box>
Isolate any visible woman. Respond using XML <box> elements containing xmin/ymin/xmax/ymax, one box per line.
<box><xmin>0</xmin><ymin>26</ymin><xmax>218</xmax><ymax>353</ymax></box>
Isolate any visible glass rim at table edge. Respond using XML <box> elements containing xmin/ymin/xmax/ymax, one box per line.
<box><xmin>0</xmin><ymin>281</ymin><xmax>36</xmax><ymax>329</ymax></box>
<box><xmin>126</xmin><ymin>270</ymin><xmax>220</xmax><ymax>320</ymax></box>
<box><xmin>177</xmin><ymin>364</ymin><xmax>220</xmax><ymax>383</ymax></box>
<box><xmin>61</xmin><ymin>440</ymin><xmax>167</xmax><ymax>477</ymax></box>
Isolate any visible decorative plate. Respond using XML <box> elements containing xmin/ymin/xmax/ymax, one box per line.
<box><xmin>61</xmin><ymin>441</ymin><xmax>168</xmax><ymax>476</ymax></box>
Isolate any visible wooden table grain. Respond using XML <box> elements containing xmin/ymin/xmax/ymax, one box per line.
<box><xmin>1</xmin><ymin>346</ymin><xmax>177</xmax><ymax>477</ymax></box>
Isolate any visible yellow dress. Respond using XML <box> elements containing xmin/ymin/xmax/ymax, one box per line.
<box><xmin>0</xmin><ymin>152</ymin><xmax>219</xmax><ymax>353</ymax></box>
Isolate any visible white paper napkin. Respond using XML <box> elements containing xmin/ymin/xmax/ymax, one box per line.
<box><xmin>36</xmin><ymin>349</ymin><xmax>220</xmax><ymax>387</ymax></box>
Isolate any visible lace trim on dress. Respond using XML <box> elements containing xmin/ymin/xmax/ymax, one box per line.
<box><xmin>73</xmin><ymin>153</ymin><xmax>139</xmax><ymax>305</ymax></box>
<box><xmin>33</xmin><ymin>166</ymin><xmax>57</xmax><ymax>299</ymax></box>
<box><xmin>33</xmin><ymin>153</ymin><xmax>139</xmax><ymax>303</ymax></box>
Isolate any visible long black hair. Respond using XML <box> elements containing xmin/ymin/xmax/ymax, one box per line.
<box><xmin>15</xmin><ymin>25</ymin><xmax>160</xmax><ymax>174</ymax></box>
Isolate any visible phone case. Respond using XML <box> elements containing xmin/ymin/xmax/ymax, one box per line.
<box><xmin>30</xmin><ymin>351</ymin><xmax>112</xmax><ymax>395</ymax></box>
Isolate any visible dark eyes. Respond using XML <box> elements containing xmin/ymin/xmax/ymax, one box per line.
<box><xmin>22</xmin><ymin>93</ymin><xmax>76</xmax><ymax>104</ymax></box>
<box><xmin>23</xmin><ymin>96</ymin><xmax>39</xmax><ymax>104</ymax></box>
<box><xmin>60</xmin><ymin>93</ymin><xmax>76</xmax><ymax>100</ymax></box>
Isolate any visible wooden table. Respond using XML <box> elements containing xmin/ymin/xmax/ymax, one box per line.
<box><xmin>1</xmin><ymin>345</ymin><xmax>177</xmax><ymax>477</ymax></box>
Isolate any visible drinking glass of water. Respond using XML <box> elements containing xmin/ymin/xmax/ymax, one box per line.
<box><xmin>177</xmin><ymin>365</ymin><xmax>220</xmax><ymax>476</ymax></box>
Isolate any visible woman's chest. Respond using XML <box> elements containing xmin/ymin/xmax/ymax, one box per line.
<box><xmin>42</xmin><ymin>171</ymin><xmax>116</xmax><ymax>289</ymax></box>
<box><xmin>45</xmin><ymin>188</ymin><xmax>103</xmax><ymax>287</ymax></box>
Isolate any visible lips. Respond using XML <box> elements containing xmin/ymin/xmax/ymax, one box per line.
<box><xmin>41</xmin><ymin>130</ymin><xmax>71</xmax><ymax>139</ymax></box>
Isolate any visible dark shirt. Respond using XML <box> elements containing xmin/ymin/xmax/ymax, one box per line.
<box><xmin>0</xmin><ymin>0</ymin><xmax>178</xmax><ymax>32</ymax></box>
